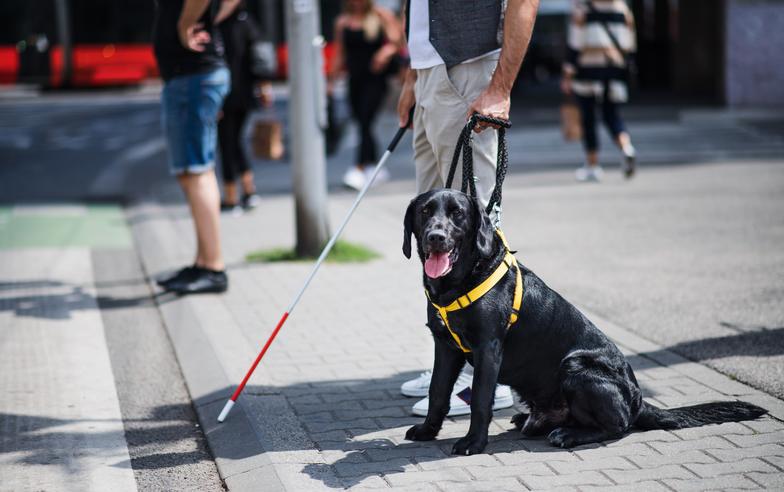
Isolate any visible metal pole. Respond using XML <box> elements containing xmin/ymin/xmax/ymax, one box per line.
<box><xmin>54</xmin><ymin>0</ymin><xmax>72</xmax><ymax>87</ymax></box>
<box><xmin>286</xmin><ymin>0</ymin><xmax>330</xmax><ymax>256</ymax></box>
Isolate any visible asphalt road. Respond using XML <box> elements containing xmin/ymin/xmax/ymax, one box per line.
<box><xmin>495</xmin><ymin>164</ymin><xmax>784</xmax><ymax>399</ymax></box>
<box><xmin>95</xmin><ymin>248</ymin><xmax>225</xmax><ymax>490</ymax></box>
<box><xmin>3</xmin><ymin>87</ymin><xmax>783</xmax><ymax>203</ymax></box>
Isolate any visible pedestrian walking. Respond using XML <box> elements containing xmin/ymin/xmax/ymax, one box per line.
<box><xmin>217</xmin><ymin>3</ymin><xmax>265</xmax><ymax>215</ymax></box>
<box><xmin>330</xmin><ymin>0</ymin><xmax>403</xmax><ymax>191</ymax></box>
<box><xmin>395</xmin><ymin>0</ymin><xmax>539</xmax><ymax>417</ymax></box>
<box><xmin>153</xmin><ymin>0</ymin><xmax>240</xmax><ymax>294</ymax></box>
<box><xmin>561</xmin><ymin>0</ymin><xmax>637</xmax><ymax>182</ymax></box>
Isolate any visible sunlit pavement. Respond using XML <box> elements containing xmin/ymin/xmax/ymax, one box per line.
<box><xmin>129</xmin><ymin>160</ymin><xmax>784</xmax><ymax>490</ymax></box>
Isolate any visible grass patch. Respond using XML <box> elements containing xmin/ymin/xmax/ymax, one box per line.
<box><xmin>246</xmin><ymin>240</ymin><xmax>381</xmax><ymax>263</ymax></box>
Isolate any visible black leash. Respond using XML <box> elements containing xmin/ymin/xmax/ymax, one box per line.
<box><xmin>445</xmin><ymin>114</ymin><xmax>512</xmax><ymax>215</ymax></box>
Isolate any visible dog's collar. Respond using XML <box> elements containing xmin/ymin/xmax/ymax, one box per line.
<box><xmin>425</xmin><ymin>229</ymin><xmax>523</xmax><ymax>353</ymax></box>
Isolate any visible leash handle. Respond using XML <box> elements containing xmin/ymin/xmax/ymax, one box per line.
<box><xmin>446</xmin><ymin>114</ymin><xmax>511</xmax><ymax>215</ymax></box>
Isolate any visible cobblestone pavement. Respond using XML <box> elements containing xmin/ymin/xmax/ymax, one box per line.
<box><xmin>131</xmin><ymin>161</ymin><xmax>784</xmax><ymax>490</ymax></box>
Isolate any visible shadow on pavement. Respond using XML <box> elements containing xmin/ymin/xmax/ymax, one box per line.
<box><xmin>5</xmin><ymin>347</ymin><xmax>764</xmax><ymax>486</ymax></box>
<box><xmin>0</xmin><ymin>404</ymin><xmax>214</xmax><ymax>472</ymax></box>
<box><xmin>634</xmin><ymin>326</ymin><xmax>784</xmax><ymax>362</ymax></box>
<box><xmin>0</xmin><ymin>281</ymin><xmax>178</xmax><ymax>319</ymax></box>
<box><xmin>190</xmin><ymin>374</ymin><xmax>604</xmax><ymax>488</ymax></box>
<box><xmin>191</xmin><ymin>336</ymin><xmax>775</xmax><ymax>488</ymax></box>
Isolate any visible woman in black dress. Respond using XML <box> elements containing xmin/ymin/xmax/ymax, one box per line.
<box><xmin>331</xmin><ymin>0</ymin><xmax>402</xmax><ymax>190</ymax></box>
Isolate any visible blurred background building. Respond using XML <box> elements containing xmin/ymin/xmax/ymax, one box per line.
<box><xmin>0</xmin><ymin>0</ymin><xmax>781</xmax><ymax>106</ymax></box>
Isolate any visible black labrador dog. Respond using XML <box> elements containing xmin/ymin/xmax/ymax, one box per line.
<box><xmin>402</xmin><ymin>189</ymin><xmax>766</xmax><ymax>455</ymax></box>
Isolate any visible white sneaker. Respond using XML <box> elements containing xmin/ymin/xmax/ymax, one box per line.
<box><xmin>411</xmin><ymin>376</ymin><xmax>514</xmax><ymax>417</ymax></box>
<box><xmin>363</xmin><ymin>165</ymin><xmax>390</xmax><ymax>187</ymax></box>
<box><xmin>402</xmin><ymin>366</ymin><xmax>472</xmax><ymax>399</ymax></box>
<box><xmin>401</xmin><ymin>371</ymin><xmax>432</xmax><ymax>398</ymax></box>
<box><xmin>575</xmin><ymin>164</ymin><xmax>604</xmax><ymax>182</ymax></box>
<box><xmin>342</xmin><ymin>165</ymin><xmax>366</xmax><ymax>190</ymax></box>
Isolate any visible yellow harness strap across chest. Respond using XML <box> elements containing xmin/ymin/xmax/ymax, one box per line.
<box><xmin>425</xmin><ymin>230</ymin><xmax>523</xmax><ymax>353</ymax></box>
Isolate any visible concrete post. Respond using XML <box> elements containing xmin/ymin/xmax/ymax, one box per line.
<box><xmin>285</xmin><ymin>0</ymin><xmax>330</xmax><ymax>257</ymax></box>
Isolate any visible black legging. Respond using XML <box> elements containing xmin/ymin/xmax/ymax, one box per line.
<box><xmin>576</xmin><ymin>94</ymin><xmax>626</xmax><ymax>152</ymax></box>
<box><xmin>349</xmin><ymin>75</ymin><xmax>387</xmax><ymax>164</ymax></box>
<box><xmin>218</xmin><ymin>106</ymin><xmax>250</xmax><ymax>183</ymax></box>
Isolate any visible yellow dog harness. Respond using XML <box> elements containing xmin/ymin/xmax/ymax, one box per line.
<box><xmin>425</xmin><ymin>230</ymin><xmax>523</xmax><ymax>353</ymax></box>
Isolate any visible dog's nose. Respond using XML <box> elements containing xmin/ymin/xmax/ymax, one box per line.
<box><xmin>427</xmin><ymin>231</ymin><xmax>447</xmax><ymax>248</ymax></box>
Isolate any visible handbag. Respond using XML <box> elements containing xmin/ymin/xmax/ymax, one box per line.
<box><xmin>231</xmin><ymin>11</ymin><xmax>277</xmax><ymax>81</ymax></box>
<box><xmin>251</xmin><ymin>118</ymin><xmax>284</xmax><ymax>160</ymax></box>
<box><xmin>560</xmin><ymin>99</ymin><xmax>582</xmax><ymax>142</ymax></box>
<box><xmin>250</xmin><ymin>40</ymin><xmax>278</xmax><ymax>80</ymax></box>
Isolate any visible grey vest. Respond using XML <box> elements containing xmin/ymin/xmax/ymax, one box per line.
<box><xmin>406</xmin><ymin>0</ymin><xmax>504</xmax><ymax>68</ymax></box>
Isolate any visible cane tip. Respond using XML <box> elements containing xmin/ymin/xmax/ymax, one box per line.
<box><xmin>217</xmin><ymin>399</ymin><xmax>235</xmax><ymax>423</ymax></box>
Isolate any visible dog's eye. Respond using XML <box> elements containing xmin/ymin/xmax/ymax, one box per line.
<box><xmin>421</xmin><ymin>206</ymin><xmax>431</xmax><ymax>216</ymax></box>
<box><xmin>452</xmin><ymin>209</ymin><xmax>464</xmax><ymax>219</ymax></box>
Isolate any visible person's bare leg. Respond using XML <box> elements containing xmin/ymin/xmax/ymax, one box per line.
<box><xmin>177</xmin><ymin>171</ymin><xmax>225</xmax><ymax>271</ymax></box>
<box><xmin>615</xmin><ymin>132</ymin><xmax>633</xmax><ymax>154</ymax></box>
<box><xmin>586</xmin><ymin>150</ymin><xmax>599</xmax><ymax>167</ymax></box>
<box><xmin>223</xmin><ymin>181</ymin><xmax>239</xmax><ymax>205</ymax></box>
<box><xmin>240</xmin><ymin>170</ymin><xmax>256</xmax><ymax>195</ymax></box>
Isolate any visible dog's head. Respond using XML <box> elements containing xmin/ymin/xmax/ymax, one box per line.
<box><xmin>402</xmin><ymin>189</ymin><xmax>496</xmax><ymax>279</ymax></box>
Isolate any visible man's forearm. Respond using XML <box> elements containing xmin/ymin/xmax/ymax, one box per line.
<box><xmin>491</xmin><ymin>0</ymin><xmax>539</xmax><ymax>94</ymax></box>
<box><xmin>179</xmin><ymin>0</ymin><xmax>211</xmax><ymax>30</ymax></box>
<box><xmin>403</xmin><ymin>66</ymin><xmax>416</xmax><ymax>84</ymax></box>
<box><xmin>215</xmin><ymin>0</ymin><xmax>241</xmax><ymax>24</ymax></box>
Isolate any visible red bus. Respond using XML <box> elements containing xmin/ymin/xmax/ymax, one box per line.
<box><xmin>0</xmin><ymin>0</ymin><xmax>345</xmax><ymax>88</ymax></box>
<box><xmin>0</xmin><ymin>0</ymin><xmax>157</xmax><ymax>87</ymax></box>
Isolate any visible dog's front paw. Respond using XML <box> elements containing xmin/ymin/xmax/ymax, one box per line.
<box><xmin>451</xmin><ymin>434</ymin><xmax>488</xmax><ymax>455</ymax></box>
<box><xmin>547</xmin><ymin>427</ymin><xmax>576</xmax><ymax>448</ymax></box>
<box><xmin>405</xmin><ymin>423</ymin><xmax>439</xmax><ymax>441</ymax></box>
<box><xmin>510</xmin><ymin>412</ymin><xmax>529</xmax><ymax>430</ymax></box>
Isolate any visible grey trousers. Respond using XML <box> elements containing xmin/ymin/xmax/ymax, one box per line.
<box><xmin>413</xmin><ymin>53</ymin><xmax>500</xmax><ymax>209</ymax></box>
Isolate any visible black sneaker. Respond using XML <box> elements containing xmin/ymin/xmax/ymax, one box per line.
<box><xmin>165</xmin><ymin>266</ymin><xmax>228</xmax><ymax>294</ymax></box>
<box><xmin>241</xmin><ymin>193</ymin><xmax>261</xmax><ymax>210</ymax></box>
<box><xmin>156</xmin><ymin>265</ymin><xmax>197</xmax><ymax>288</ymax></box>
<box><xmin>622</xmin><ymin>146</ymin><xmax>636</xmax><ymax>179</ymax></box>
<box><xmin>220</xmin><ymin>201</ymin><xmax>243</xmax><ymax>216</ymax></box>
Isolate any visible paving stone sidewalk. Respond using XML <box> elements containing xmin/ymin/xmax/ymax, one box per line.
<box><xmin>130</xmin><ymin>163</ymin><xmax>784</xmax><ymax>491</ymax></box>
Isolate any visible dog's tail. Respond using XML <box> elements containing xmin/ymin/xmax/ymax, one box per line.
<box><xmin>634</xmin><ymin>400</ymin><xmax>766</xmax><ymax>430</ymax></box>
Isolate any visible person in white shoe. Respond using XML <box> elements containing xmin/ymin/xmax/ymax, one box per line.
<box><xmin>562</xmin><ymin>0</ymin><xmax>637</xmax><ymax>181</ymax></box>
<box><xmin>330</xmin><ymin>0</ymin><xmax>402</xmax><ymax>190</ymax></box>
<box><xmin>396</xmin><ymin>0</ymin><xmax>539</xmax><ymax>417</ymax></box>
<box><xmin>403</xmin><ymin>367</ymin><xmax>514</xmax><ymax>417</ymax></box>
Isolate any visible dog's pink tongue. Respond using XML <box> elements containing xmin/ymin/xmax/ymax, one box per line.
<box><xmin>425</xmin><ymin>252</ymin><xmax>451</xmax><ymax>278</ymax></box>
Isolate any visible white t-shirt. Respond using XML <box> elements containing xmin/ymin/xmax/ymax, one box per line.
<box><xmin>408</xmin><ymin>0</ymin><xmax>445</xmax><ymax>69</ymax></box>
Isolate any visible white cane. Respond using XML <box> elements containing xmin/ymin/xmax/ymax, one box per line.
<box><xmin>218</xmin><ymin>108</ymin><xmax>415</xmax><ymax>423</ymax></box>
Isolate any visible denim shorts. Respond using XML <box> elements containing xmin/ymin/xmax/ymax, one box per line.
<box><xmin>161</xmin><ymin>67</ymin><xmax>230</xmax><ymax>175</ymax></box>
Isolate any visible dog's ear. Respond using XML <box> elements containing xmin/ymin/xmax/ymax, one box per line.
<box><xmin>402</xmin><ymin>198</ymin><xmax>416</xmax><ymax>259</ymax></box>
<box><xmin>473</xmin><ymin>197</ymin><xmax>495</xmax><ymax>258</ymax></box>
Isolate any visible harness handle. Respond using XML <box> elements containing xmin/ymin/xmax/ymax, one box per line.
<box><xmin>445</xmin><ymin>114</ymin><xmax>511</xmax><ymax>215</ymax></box>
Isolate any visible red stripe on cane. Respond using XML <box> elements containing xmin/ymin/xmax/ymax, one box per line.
<box><xmin>229</xmin><ymin>311</ymin><xmax>290</xmax><ymax>402</ymax></box>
